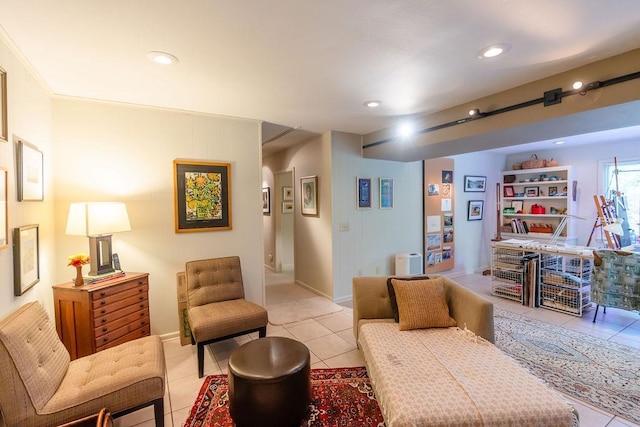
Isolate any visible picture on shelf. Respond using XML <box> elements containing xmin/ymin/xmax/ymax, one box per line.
<box><xmin>549</xmin><ymin>186</ymin><xmax>558</xmax><ymax>196</ymax></box>
<box><xmin>503</xmin><ymin>185</ymin><xmax>514</xmax><ymax>198</ymax></box>
<box><xmin>524</xmin><ymin>186</ymin><xmax>539</xmax><ymax>197</ymax></box>
<box><xmin>510</xmin><ymin>200</ymin><xmax>524</xmax><ymax>213</ymax></box>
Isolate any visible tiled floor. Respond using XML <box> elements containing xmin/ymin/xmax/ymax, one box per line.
<box><xmin>115</xmin><ymin>271</ymin><xmax>640</xmax><ymax>427</ymax></box>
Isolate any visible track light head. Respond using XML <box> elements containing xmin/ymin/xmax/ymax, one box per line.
<box><xmin>468</xmin><ymin>108</ymin><xmax>481</xmax><ymax>117</ymax></box>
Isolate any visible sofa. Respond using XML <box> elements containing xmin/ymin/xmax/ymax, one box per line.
<box><xmin>0</xmin><ymin>301</ymin><xmax>166</xmax><ymax>426</ymax></box>
<box><xmin>353</xmin><ymin>275</ymin><xmax>577</xmax><ymax>427</ymax></box>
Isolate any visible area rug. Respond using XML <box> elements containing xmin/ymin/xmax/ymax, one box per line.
<box><xmin>494</xmin><ymin>308</ymin><xmax>640</xmax><ymax>424</ymax></box>
<box><xmin>183</xmin><ymin>366</ymin><xmax>385</xmax><ymax>426</ymax></box>
<box><xmin>267</xmin><ymin>297</ymin><xmax>344</xmax><ymax>325</ymax></box>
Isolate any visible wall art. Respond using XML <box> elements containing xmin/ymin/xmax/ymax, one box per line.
<box><xmin>356</xmin><ymin>176</ymin><xmax>372</xmax><ymax>209</ymax></box>
<box><xmin>13</xmin><ymin>224</ymin><xmax>40</xmax><ymax>296</ymax></box>
<box><xmin>17</xmin><ymin>140</ymin><xmax>44</xmax><ymax>201</ymax></box>
<box><xmin>379</xmin><ymin>177</ymin><xmax>393</xmax><ymax>209</ymax></box>
<box><xmin>300</xmin><ymin>175</ymin><xmax>318</xmax><ymax>216</ymax></box>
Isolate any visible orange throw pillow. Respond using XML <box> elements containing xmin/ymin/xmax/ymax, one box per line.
<box><xmin>391</xmin><ymin>277</ymin><xmax>457</xmax><ymax>331</ymax></box>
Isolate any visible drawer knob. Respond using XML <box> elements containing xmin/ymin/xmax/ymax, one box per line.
<box><xmin>140</xmin><ymin>304</ymin><xmax>144</xmax><ymax>308</ymax></box>
<box><xmin>141</xmin><ymin>321</ymin><xmax>146</xmax><ymax>325</ymax></box>
<box><xmin>102</xmin><ymin>327</ymin><xmax>108</xmax><ymax>332</ymax></box>
<box><xmin>138</xmin><ymin>280</ymin><xmax>144</xmax><ymax>285</ymax></box>
<box><xmin>103</xmin><ymin>337</ymin><xmax>108</xmax><ymax>343</ymax></box>
<box><xmin>140</xmin><ymin>312</ymin><xmax>144</xmax><ymax>317</ymax></box>
<box><xmin>139</xmin><ymin>296</ymin><xmax>144</xmax><ymax>301</ymax></box>
<box><xmin>138</xmin><ymin>288</ymin><xmax>143</xmax><ymax>293</ymax></box>
<box><xmin>101</xmin><ymin>309</ymin><xmax>106</xmax><ymax>314</ymax></box>
<box><xmin>101</xmin><ymin>318</ymin><xmax>107</xmax><ymax>324</ymax></box>
<box><xmin>100</xmin><ymin>291</ymin><xmax>106</xmax><ymax>297</ymax></box>
<box><xmin>100</xmin><ymin>300</ymin><xmax>106</xmax><ymax>306</ymax></box>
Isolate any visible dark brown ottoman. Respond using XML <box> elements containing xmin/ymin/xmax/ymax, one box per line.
<box><xmin>228</xmin><ymin>336</ymin><xmax>311</xmax><ymax>427</ymax></box>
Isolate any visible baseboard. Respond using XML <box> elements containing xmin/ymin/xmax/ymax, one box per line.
<box><xmin>160</xmin><ymin>331</ymin><xmax>180</xmax><ymax>342</ymax></box>
<box><xmin>295</xmin><ymin>279</ymin><xmax>332</xmax><ymax>300</ymax></box>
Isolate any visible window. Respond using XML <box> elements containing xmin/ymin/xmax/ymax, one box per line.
<box><xmin>602</xmin><ymin>158</ymin><xmax>640</xmax><ymax>246</ymax></box>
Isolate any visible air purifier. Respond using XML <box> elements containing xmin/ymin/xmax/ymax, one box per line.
<box><xmin>395</xmin><ymin>252</ymin><xmax>423</xmax><ymax>275</ymax></box>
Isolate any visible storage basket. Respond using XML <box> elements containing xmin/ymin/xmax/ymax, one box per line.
<box><xmin>503</xmin><ymin>174</ymin><xmax>516</xmax><ymax>183</ymax></box>
<box><xmin>521</xmin><ymin>154</ymin><xmax>546</xmax><ymax>169</ymax></box>
<box><xmin>545</xmin><ymin>158</ymin><xmax>559</xmax><ymax>167</ymax></box>
<box><xmin>512</xmin><ymin>163</ymin><xmax>522</xmax><ymax>170</ymax></box>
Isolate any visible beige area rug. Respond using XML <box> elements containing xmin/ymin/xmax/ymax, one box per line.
<box><xmin>266</xmin><ymin>283</ymin><xmax>344</xmax><ymax>325</ymax></box>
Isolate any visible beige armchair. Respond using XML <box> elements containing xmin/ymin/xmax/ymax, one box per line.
<box><xmin>185</xmin><ymin>256</ymin><xmax>268</xmax><ymax>378</ymax></box>
<box><xmin>0</xmin><ymin>301</ymin><xmax>165</xmax><ymax>426</ymax></box>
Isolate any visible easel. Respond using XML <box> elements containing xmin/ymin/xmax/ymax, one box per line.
<box><xmin>587</xmin><ymin>195</ymin><xmax>620</xmax><ymax>249</ymax></box>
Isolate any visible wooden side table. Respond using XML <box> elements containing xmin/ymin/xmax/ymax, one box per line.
<box><xmin>52</xmin><ymin>272</ymin><xmax>151</xmax><ymax>360</ymax></box>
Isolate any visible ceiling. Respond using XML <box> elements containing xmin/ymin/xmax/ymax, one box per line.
<box><xmin>2</xmin><ymin>1</ymin><xmax>640</xmax><ymax>155</ymax></box>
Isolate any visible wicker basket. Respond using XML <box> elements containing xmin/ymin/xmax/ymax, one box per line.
<box><xmin>512</xmin><ymin>163</ymin><xmax>522</xmax><ymax>170</ymax></box>
<box><xmin>545</xmin><ymin>158</ymin><xmax>559</xmax><ymax>167</ymax></box>
<box><xmin>521</xmin><ymin>154</ymin><xmax>546</xmax><ymax>169</ymax></box>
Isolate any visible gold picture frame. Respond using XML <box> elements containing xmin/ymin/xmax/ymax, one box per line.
<box><xmin>0</xmin><ymin>67</ymin><xmax>6</xmax><ymax>142</ymax></box>
<box><xmin>0</xmin><ymin>167</ymin><xmax>7</xmax><ymax>250</ymax></box>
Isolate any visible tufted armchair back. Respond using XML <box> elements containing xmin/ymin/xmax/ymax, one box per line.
<box><xmin>0</xmin><ymin>301</ymin><xmax>71</xmax><ymax>420</ymax></box>
<box><xmin>185</xmin><ymin>256</ymin><xmax>245</xmax><ymax>308</ymax></box>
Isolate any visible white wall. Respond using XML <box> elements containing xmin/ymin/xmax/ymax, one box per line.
<box><xmin>52</xmin><ymin>99</ymin><xmax>264</xmax><ymax>337</ymax></box>
<box><xmin>505</xmin><ymin>139</ymin><xmax>639</xmax><ymax>248</ymax></box>
<box><xmin>0</xmin><ymin>35</ymin><xmax>55</xmax><ymax>320</ymax></box>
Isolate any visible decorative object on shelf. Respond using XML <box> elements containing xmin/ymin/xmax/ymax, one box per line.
<box><xmin>0</xmin><ymin>67</ymin><xmax>6</xmax><ymax>142</ymax></box>
<box><xmin>262</xmin><ymin>187</ymin><xmax>270</xmax><ymax>215</ymax></box>
<box><xmin>13</xmin><ymin>224</ymin><xmax>40</xmax><ymax>296</ymax></box>
<box><xmin>531</xmin><ymin>204</ymin><xmax>546</xmax><ymax>214</ymax></box>
<box><xmin>67</xmin><ymin>253</ymin><xmax>91</xmax><ymax>287</ymax></box>
<box><xmin>503</xmin><ymin>174</ymin><xmax>516</xmax><ymax>183</ymax></box>
<box><xmin>545</xmin><ymin>158</ymin><xmax>559</xmax><ymax>167</ymax></box>
<box><xmin>379</xmin><ymin>177</ymin><xmax>394</xmax><ymax>209</ymax></box>
<box><xmin>463</xmin><ymin>175</ymin><xmax>487</xmax><ymax>192</ymax></box>
<box><xmin>467</xmin><ymin>200</ymin><xmax>484</xmax><ymax>221</ymax></box>
<box><xmin>521</xmin><ymin>154</ymin><xmax>546</xmax><ymax>169</ymax></box>
<box><xmin>356</xmin><ymin>176</ymin><xmax>372</xmax><ymax>209</ymax></box>
<box><xmin>525</xmin><ymin>186</ymin><xmax>539</xmax><ymax>197</ymax></box>
<box><xmin>17</xmin><ymin>139</ymin><xmax>44</xmax><ymax>201</ymax></box>
<box><xmin>173</xmin><ymin>159</ymin><xmax>232</xmax><ymax>232</ymax></box>
<box><xmin>301</xmin><ymin>175</ymin><xmax>318</xmax><ymax>216</ymax></box>
<box><xmin>65</xmin><ymin>202</ymin><xmax>131</xmax><ymax>276</ymax></box>
<box><xmin>0</xmin><ymin>167</ymin><xmax>7</xmax><ymax>250</ymax></box>
<box><xmin>512</xmin><ymin>163</ymin><xmax>522</xmax><ymax>170</ymax></box>
<box><xmin>503</xmin><ymin>185</ymin><xmax>514</xmax><ymax>197</ymax></box>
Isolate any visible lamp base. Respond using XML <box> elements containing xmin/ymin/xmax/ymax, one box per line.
<box><xmin>88</xmin><ymin>235</ymin><xmax>115</xmax><ymax>276</ymax></box>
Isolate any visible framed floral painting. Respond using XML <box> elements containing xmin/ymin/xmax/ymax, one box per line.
<box><xmin>174</xmin><ymin>159</ymin><xmax>232</xmax><ymax>232</ymax></box>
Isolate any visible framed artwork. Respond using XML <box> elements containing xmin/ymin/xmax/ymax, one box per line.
<box><xmin>282</xmin><ymin>201</ymin><xmax>293</xmax><ymax>213</ymax></box>
<box><xmin>262</xmin><ymin>187</ymin><xmax>270</xmax><ymax>214</ymax></box>
<box><xmin>0</xmin><ymin>168</ymin><xmax>7</xmax><ymax>249</ymax></box>
<box><xmin>173</xmin><ymin>159</ymin><xmax>232</xmax><ymax>232</ymax></box>
<box><xmin>442</xmin><ymin>170</ymin><xmax>453</xmax><ymax>183</ymax></box>
<box><xmin>467</xmin><ymin>200</ymin><xmax>484</xmax><ymax>221</ymax></box>
<box><xmin>524</xmin><ymin>186</ymin><xmax>539</xmax><ymax>197</ymax></box>
<box><xmin>17</xmin><ymin>140</ymin><xmax>44</xmax><ymax>201</ymax></box>
<box><xmin>511</xmin><ymin>200</ymin><xmax>524</xmax><ymax>213</ymax></box>
<box><xmin>283</xmin><ymin>186</ymin><xmax>293</xmax><ymax>201</ymax></box>
<box><xmin>464</xmin><ymin>175</ymin><xmax>486</xmax><ymax>192</ymax></box>
<box><xmin>13</xmin><ymin>224</ymin><xmax>40</xmax><ymax>296</ymax></box>
<box><xmin>300</xmin><ymin>175</ymin><xmax>318</xmax><ymax>216</ymax></box>
<box><xmin>549</xmin><ymin>186</ymin><xmax>558</xmax><ymax>196</ymax></box>
<box><xmin>0</xmin><ymin>67</ymin><xmax>6</xmax><ymax>142</ymax></box>
<box><xmin>503</xmin><ymin>185</ymin><xmax>514</xmax><ymax>198</ymax></box>
<box><xmin>356</xmin><ymin>176</ymin><xmax>372</xmax><ymax>209</ymax></box>
<box><xmin>379</xmin><ymin>177</ymin><xmax>394</xmax><ymax>209</ymax></box>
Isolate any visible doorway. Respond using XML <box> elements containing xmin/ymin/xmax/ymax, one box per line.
<box><xmin>274</xmin><ymin>169</ymin><xmax>294</xmax><ymax>273</ymax></box>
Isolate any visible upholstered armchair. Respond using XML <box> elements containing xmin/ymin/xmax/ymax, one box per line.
<box><xmin>592</xmin><ymin>249</ymin><xmax>640</xmax><ymax>323</ymax></box>
<box><xmin>185</xmin><ymin>256</ymin><xmax>268</xmax><ymax>378</ymax></box>
<box><xmin>0</xmin><ymin>301</ymin><xmax>165</xmax><ymax>426</ymax></box>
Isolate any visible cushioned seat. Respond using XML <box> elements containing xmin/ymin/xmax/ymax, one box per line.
<box><xmin>0</xmin><ymin>302</ymin><xmax>165</xmax><ymax>426</ymax></box>
<box><xmin>228</xmin><ymin>337</ymin><xmax>311</xmax><ymax>427</ymax></box>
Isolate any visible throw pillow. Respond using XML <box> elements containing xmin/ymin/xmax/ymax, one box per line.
<box><xmin>386</xmin><ymin>276</ymin><xmax>430</xmax><ymax>322</ymax></box>
<box><xmin>391</xmin><ymin>277</ymin><xmax>457</xmax><ymax>331</ymax></box>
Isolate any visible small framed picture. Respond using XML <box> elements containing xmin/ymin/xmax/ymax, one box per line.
<box><xmin>17</xmin><ymin>140</ymin><xmax>44</xmax><ymax>201</ymax></box>
<box><xmin>301</xmin><ymin>175</ymin><xmax>318</xmax><ymax>216</ymax></box>
<box><xmin>0</xmin><ymin>167</ymin><xmax>7</xmax><ymax>250</ymax></box>
<box><xmin>511</xmin><ymin>200</ymin><xmax>524</xmax><ymax>213</ymax></box>
<box><xmin>503</xmin><ymin>185</ymin><xmax>515</xmax><ymax>198</ymax></box>
<box><xmin>549</xmin><ymin>186</ymin><xmax>558</xmax><ymax>196</ymax></box>
<box><xmin>464</xmin><ymin>175</ymin><xmax>487</xmax><ymax>192</ymax></box>
<box><xmin>262</xmin><ymin>187</ymin><xmax>270</xmax><ymax>214</ymax></box>
<box><xmin>282</xmin><ymin>200</ymin><xmax>293</xmax><ymax>213</ymax></box>
<box><xmin>379</xmin><ymin>177</ymin><xmax>394</xmax><ymax>209</ymax></box>
<box><xmin>0</xmin><ymin>67</ymin><xmax>6</xmax><ymax>142</ymax></box>
<box><xmin>13</xmin><ymin>224</ymin><xmax>40</xmax><ymax>296</ymax></box>
<box><xmin>467</xmin><ymin>200</ymin><xmax>484</xmax><ymax>221</ymax></box>
<box><xmin>356</xmin><ymin>176</ymin><xmax>372</xmax><ymax>209</ymax></box>
<box><xmin>524</xmin><ymin>186</ymin><xmax>539</xmax><ymax>197</ymax></box>
<box><xmin>282</xmin><ymin>186</ymin><xmax>293</xmax><ymax>201</ymax></box>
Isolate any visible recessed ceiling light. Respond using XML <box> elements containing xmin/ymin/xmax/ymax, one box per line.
<box><xmin>146</xmin><ymin>51</ymin><xmax>179</xmax><ymax>65</ymax></box>
<box><xmin>398</xmin><ymin>122</ymin><xmax>416</xmax><ymax>138</ymax></box>
<box><xmin>572</xmin><ymin>81</ymin><xmax>584</xmax><ymax>90</ymax></box>
<box><xmin>477</xmin><ymin>43</ymin><xmax>511</xmax><ymax>59</ymax></box>
<box><xmin>364</xmin><ymin>100</ymin><xmax>381</xmax><ymax>108</ymax></box>
<box><xmin>554</xmin><ymin>140</ymin><xmax>565</xmax><ymax>145</ymax></box>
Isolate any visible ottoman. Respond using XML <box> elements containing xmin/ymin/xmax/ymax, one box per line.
<box><xmin>228</xmin><ymin>337</ymin><xmax>311</xmax><ymax>427</ymax></box>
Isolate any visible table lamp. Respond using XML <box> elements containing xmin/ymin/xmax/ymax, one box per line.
<box><xmin>65</xmin><ymin>202</ymin><xmax>131</xmax><ymax>276</ymax></box>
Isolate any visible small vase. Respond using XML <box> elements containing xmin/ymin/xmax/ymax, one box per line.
<box><xmin>74</xmin><ymin>265</ymin><xmax>84</xmax><ymax>287</ymax></box>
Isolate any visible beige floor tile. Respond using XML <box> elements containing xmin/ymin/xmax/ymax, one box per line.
<box><xmin>305</xmin><ymin>333</ymin><xmax>355</xmax><ymax>360</ymax></box>
<box><xmin>286</xmin><ymin>320</ymin><xmax>334</xmax><ymax>342</ymax></box>
<box><xmin>172</xmin><ymin>405</ymin><xmax>193</xmax><ymax>426</ymax></box>
<box><xmin>336</xmin><ymin>328</ymin><xmax>357</xmax><ymax>346</ymax></box>
<box><xmin>315</xmin><ymin>311</ymin><xmax>353</xmax><ymax>332</ymax></box>
<box><xmin>311</xmin><ymin>361</ymin><xmax>330</xmax><ymax>369</ymax></box>
<box><xmin>266</xmin><ymin>327</ymin><xmax>296</xmax><ymax>340</ymax></box>
<box><xmin>322</xmin><ymin>349</ymin><xmax>365</xmax><ymax>368</ymax></box>
<box><xmin>168</xmin><ymin>374</ymin><xmax>208</xmax><ymax>412</ymax></box>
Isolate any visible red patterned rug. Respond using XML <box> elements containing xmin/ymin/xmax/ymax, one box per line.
<box><xmin>184</xmin><ymin>366</ymin><xmax>385</xmax><ymax>426</ymax></box>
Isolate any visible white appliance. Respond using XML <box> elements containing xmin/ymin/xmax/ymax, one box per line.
<box><xmin>395</xmin><ymin>252</ymin><xmax>423</xmax><ymax>275</ymax></box>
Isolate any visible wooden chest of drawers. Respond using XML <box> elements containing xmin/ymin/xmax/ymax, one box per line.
<box><xmin>53</xmin><ymin>272</ymin><xmax>151</xmax><ymax>360</ymax></box>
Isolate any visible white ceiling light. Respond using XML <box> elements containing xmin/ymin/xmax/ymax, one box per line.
<box><xmin>572</xmin><ymin>81</ymin><xmax>584</xmax><ymax>90</ymax></box>
<box><xmin>398</xmin><ymin>122</ymin><xmax>416</xmax><ymax>138</ymax></box>
<box><xmin>477</xmin><ymin>43</ymin><xmax>511</xmax><ymax>59</ymax></box>
<box><xmin>146</xmin><ymin>51</ymin><xmax>179</xmax><ymax>65</ymax></box>
<box><xmin>364</xmin><ymin>100</ymin><xmax>381</xmax><ymax>108</ymax></box>
<box><xmin>554</xmin><ymin>140</ymin><xmax>565</xmax><ymax>145</ymax></box>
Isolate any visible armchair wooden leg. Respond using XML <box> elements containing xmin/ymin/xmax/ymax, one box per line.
<box><xmin>259</xmin><ymin>326</ymin><xmax>267</xmax><ymax>338</ymax></box>
<box><xmin>153</xmin><ymin>398</ymin><xmax>165</xmax><ymax>427</ymax></box>
<box><xmin>197</xmin><ymin>343</ymin><xmax>205</xmax><ymax>378</ymax></box>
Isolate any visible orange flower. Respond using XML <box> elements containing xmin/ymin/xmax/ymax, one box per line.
<box><xmin>67</xmin><ymin>253</ymin><xmax>91</xmax><ymax>267</ymax></box>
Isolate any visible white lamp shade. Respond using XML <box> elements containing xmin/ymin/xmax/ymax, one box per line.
<box><xmin>66</xmin><ymin>202</ymin><xmax>131</xmax><ymax>236</ymax></box>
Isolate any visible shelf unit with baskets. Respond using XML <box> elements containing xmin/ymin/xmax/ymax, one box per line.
<box><xmin>491</xmin><ymin>245</ymin><xmax>539</xmax><ymax>305</ymax></box>
<box><xmin>539</xmin><ymin>253</ymin><xmax>592</xmax><ymax>316</ymax></box>
<box><xmin>500</xmin><ymin>165</ymin><xmax>576</xmax><ymax>244</ymax></box>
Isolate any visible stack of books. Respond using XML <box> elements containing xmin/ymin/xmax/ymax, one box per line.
<box><xmin>81</xmin><ymin>271</ymin><xmax>126</xmax><ymax>284</ymax></box>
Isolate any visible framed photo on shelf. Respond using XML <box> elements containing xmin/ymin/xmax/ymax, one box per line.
<box><xmin>356</xmin><ymin>176</ymin><xmax>372</xmax><ymax>209</ymax></box>
<box><xmin>17</xmin><ymin>140</ymin><xmax>44</xmax><ymax>201</ymax></box>
<box><xmin>13</xmin><ymin>224</ymin><xmax>40</xmax><ymax>296</ymax></box>
<box><xmin>467</xmin><ymin>200</ymin><xmax>484</xmax><ymax>221</ymax></box>
<box><xmin>282</xmin><ymin>200</ymin><xmax>293</xmax><ymax>213</ymax></box>
<box><xmin>301</xmin><ymin>175</ymin><xmax>318</xmax><ymax>216</ymax></box>
<box><xmin>503</xmin><ymin>185</ymin><xmax>515</xmax><ymax>198</ymax></box>
<box><xmin>173</xmin><ymin>159</ymin><xmax>232</xmax><ymax>232</ymax></box>
<box><xmin>549</xmin><ymin>186</ymin><xmax>558</xmax><ymax>196</ymax></box>
<box><xmin>0</xmin><ymin>67</ymin><xmax>6</xmax><ymax>142</ymax></box>
<box><xmin>511</xmin><ymin>200</ymin><xmax>524</xmax><ymax>213</ymax></box>
<box><xmin>524</xmin><ymin>186</ymin><xmax>539</xmax><ymax>197</ymax></box>
<box><xmin>282</xmin><ymin>186</ymin><xmax>293</xmax><ymax>201</ymax></box>
<box><xmin>379</xmin><ymin>177</ymin><xmax>393</xmax><ymax>209</ymax></box>
<box><xmin>262</xmin><ymin>187</ymin><xmax>270</xmax><ymax>214</ymax></box>
<box><xmin>0</xmin><ymin>167</ymin><xmax>7</xmax><ymax>250</ymax></box>
<box><xmin>463</xmin><ymin>175</ymin><xmax>486</xmax><ymax>192</ymax></box>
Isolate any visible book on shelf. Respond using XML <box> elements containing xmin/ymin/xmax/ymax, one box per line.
<box><xmin>80</xmin><ymin>271</ymin><xmax>126</xmax><ymax>284</ymax></box>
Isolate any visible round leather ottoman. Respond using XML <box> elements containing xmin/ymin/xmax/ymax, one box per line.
<box><xmin>228</xmin><ymin>337</ymin><xmax>311</xmax><ymax>427</ymax></box>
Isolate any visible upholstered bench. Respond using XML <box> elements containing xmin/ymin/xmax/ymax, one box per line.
<box><xmin>228</xmin><ymin>337</ymin><xmax>311</xmax><ymax>427</ymax></box>
<box><xmin>0</xmin><ymin>301</ymin><xmax>165</xmax><ymax>426</ymax></box>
